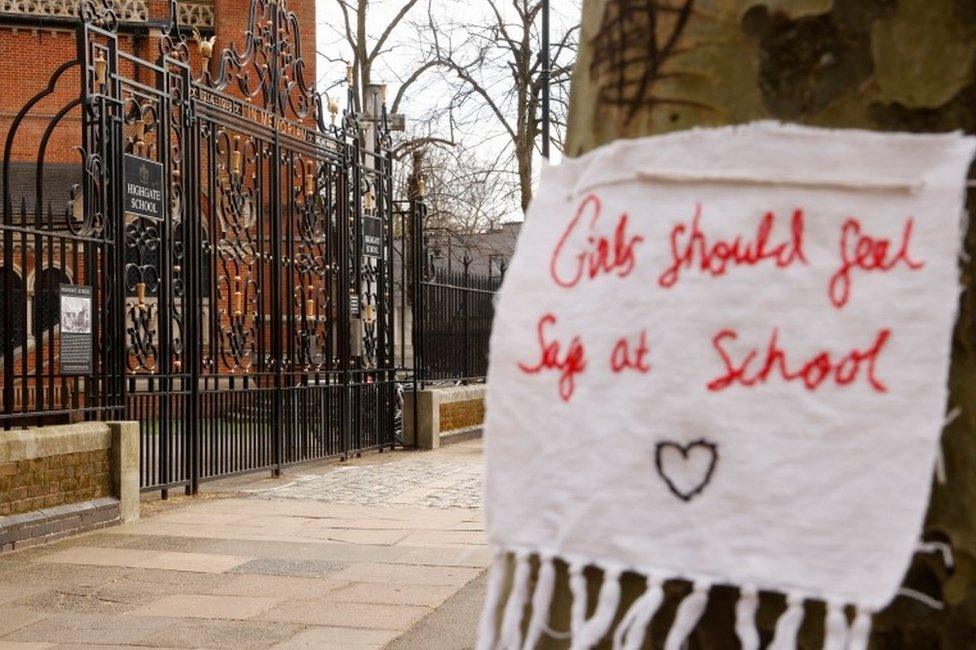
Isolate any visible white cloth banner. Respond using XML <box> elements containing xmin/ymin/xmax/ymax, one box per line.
<box><xmin>480</xmin><ymin>123</ymin><xmax>976</xmax><ymax>649</ymax></box>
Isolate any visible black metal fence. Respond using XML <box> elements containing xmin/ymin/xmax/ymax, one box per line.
<box><xmin>1</xmin><ymin>1</ymin><xmax>507</xmax><ymax>496</ymax></box>
<box><xmin>1</xmin><ymin>1</ymin><xmax>401</xmax><ymax>495</ymax></box>
<box><xmin>416</xmin><ymin>266</ymin><xmax>500</xmax><ymax>382</ymax></box>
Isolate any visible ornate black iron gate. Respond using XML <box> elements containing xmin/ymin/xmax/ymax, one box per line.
<box><xmin>1</xmin><ymin>0</ymin><xmax>398</xmax><ymax>494</ymax></box>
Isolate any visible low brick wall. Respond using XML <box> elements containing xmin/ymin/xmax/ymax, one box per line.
<box><xmin>1</xmin><ymin>449</ymin><xmax>112</xmax><ymax>516</ymax></box>
<box><xmin>439</xmin><ymin>398</ymin><xmax>486</xmax><ymax>433</ymax></box>
<box><xmin>404</xmin><ymin>385</ymin><xmax>486</xmax><ymax>449</ymax></box>
<box><xmin>0</xmin><ymin>421</ymin><xmax>139</xmax><ymax>552</ymax></box>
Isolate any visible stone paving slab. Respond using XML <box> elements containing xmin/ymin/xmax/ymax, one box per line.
<box><xmin>13</xmin><ymin>584</ymin><xmax>160</xmax><ymax>615</ymax></box>
<box><xmin>395</xmin><ymin>530</ymin><xmax>486</xmax><ymax>548</ymax></box>
<box><xmin>328</xmin><ymin>582</ymin><xmax>458</xmax><ymax>607</ymax></box>
<box><xmin>0</xmin><ymin>439</ymin><xmax>487</xmax><ymax>649</ymax></box>
<box><xmin>137</xmin><ymin>619</ymin><xmax>304</xmax><ymax>650</ymax></box>
<box><xmin>327</xmin><ymin>562</ymin><xmax>483</xmax><ymax>587</ymax></box>
<box><xmin>300</xmin><ymin>528</ymin><xmax>412</xmax><ymax>546</ymax></box>
<box><xmin>0</xmin><ymin>609</ymin><xmax>48</xmax><ymax>638</ymax></box>
<box><xmin>210</xmin><ymin>574</ymin><xmax>349</xmax><ymax>599</ymax></box>
<box><xmin>258</xmin><ymin>600</ymin><xmax>430</xmax><ymax>630</ymax></box>
<box><xmin>272</xmin><ymin>626</ymin><xmax>400</xmax><ymax>649</ymax></box>
<box><xmin>0</xmin><ymin>563</ymin><xmax>130</xmax><ymax>590</ymax></box>
<box><xmin>126</xmin><ymin>594</ymin><xmax>281</xmax><ymax>620</ymax></box>
<box><xmin>2</xmin><ymin>613</ymin><xmax>174</xmax><ymax>646</ymax></box>
<box><xmin>393</xmin><ymin>546</ymin><xmax>491</xmax><ymax>568</ymax></box>
<box><xmin>101</xmin><ymin>568</ymin><xmax>229</xmax><ymax>596</ymax></box>
<box><xmin>229</xmin><ymin>558</ymin><xmax>348</xmax><ymax>578</ymax></box>
<box><xmin>34</xmin><ymin>547</ymin><xmax>254</xmax><ymax>574</ymax></box>
<box><xmin>0</xmin><ymin>583</ymin><xmax>50</xmax><ymax>607</ymax></box>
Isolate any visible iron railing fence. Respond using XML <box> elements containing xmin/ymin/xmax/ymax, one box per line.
<box><xmin>417</xmin><ymin>265</ymin><xmax>501</xmax><ymax>383</ymax></box>
<box><xmin>1</xmin><ymin>1</ymin><xmax>403</xmax><ymax>495</ymax></box>
<box><xmin>1</xmin><ymin>1</ymin><xmax>502</xmax><ymax>493</ymax></box>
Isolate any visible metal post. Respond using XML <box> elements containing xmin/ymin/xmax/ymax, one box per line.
<box><xmin>185</xmin><ymin>63</ymin><xmax>201</xmax><ymax>495</ymax></box>
<box><xmin>462</xmin><ymin>253</ymin><xmax>471</xmax><ymax>382</ymax></box>
<box><xmin>158</xmin><ymin>59</ymin><xmax>172</xmax><ymax>497</ymax></box>
<box><xmin>409</xmin><ymin>154</ymin><xmax>425</xmax><ymax>448</ymax></box>
<box><xmin>541</xmin><ymin>0</ymin><xmax>551</xmax><ymax>160</ymax></box>
<box><xmin>270</xmin><ymin>3</ymin><xmax>283</xmax><ymax>478</ymax></box>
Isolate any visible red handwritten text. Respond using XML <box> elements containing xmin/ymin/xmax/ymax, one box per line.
<box><xmin>828</xmin><ymin>217</ymin><xmax>924</xmax><ymax>309</ymax></box>
<box><xmin>706</xmin><ymin>327</ymin><xmax>891</xmax><ymax>393</ymax></box>
<box><xmin>658</xmin><ymin>205</ymin><xmax>807</xmax><ymax>288</ymax></box>
<box><xmin>517</xmin><ymin>313</ymin><xmax>587</xmax><ymax>402</ymax></box>
<box><xmin>550</xmin><ymin>193</ymin><xmax>644</xmax><ymax>288</ymax></box>
<box><xmin>610</xmin><ymin>330</ymin><xmax>651</xmax><ymax>373</ymax></box>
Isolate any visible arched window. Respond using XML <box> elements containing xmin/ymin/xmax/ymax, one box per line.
<box><xmin>0</xmin><ymin>266</ymin><xmax>26</xmax><ymax>344</ymax></box>
<box><xmin>34</xmin><ymin>267</ymin><xmax>70</xmax><ymax>337</ymax></box>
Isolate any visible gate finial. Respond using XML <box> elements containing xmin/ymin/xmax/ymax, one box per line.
<box><xmin>80</xmin><ymin>0</ymin><xmax>119</xmax><ymax>31</ymax></box>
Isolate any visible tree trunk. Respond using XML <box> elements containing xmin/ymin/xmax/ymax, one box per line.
<box><xmin>524</xmin><ymin>0</ymin><xmax>976</xmax><ymax>647</ymax></box>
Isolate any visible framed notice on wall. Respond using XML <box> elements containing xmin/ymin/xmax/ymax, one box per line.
<box><xmin>60</xmin><ymin>284</ymin><xmax>93</xmax><ymax>375</ymax></box>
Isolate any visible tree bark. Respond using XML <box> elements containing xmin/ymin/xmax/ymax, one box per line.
<box><xmin>520</xmin><ymin>0</ymin><xmax>976</xmax><ymax>647</ymax></box>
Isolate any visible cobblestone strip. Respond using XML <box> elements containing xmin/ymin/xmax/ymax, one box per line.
<box><xmin>246</xmin><ymin>457</ymin><xmax>484</xmax><ymax>509</ymax></box>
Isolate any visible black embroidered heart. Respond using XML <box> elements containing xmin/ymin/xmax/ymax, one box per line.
<box><xmin>654</xmin><ymin>439</ymin><xmax>718</xmax><ymax>502</ymax></box>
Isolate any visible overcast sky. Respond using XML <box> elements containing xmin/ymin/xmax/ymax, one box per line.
<box><xmin>313</xmin><ymin>0</ymin><xmax>581</xmax><ymax>221</ymax></box>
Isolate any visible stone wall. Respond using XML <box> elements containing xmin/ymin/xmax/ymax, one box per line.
<box><xmin>404</xmin><ymin>385</ymin><xmax>486</xmax><ymax>449</ymax></box>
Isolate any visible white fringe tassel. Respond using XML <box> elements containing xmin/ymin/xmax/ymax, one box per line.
<box><xmin>476</xmin><ymin>551</ymin><xmax>508</xmax><ymax>650</ymax></box>
<box><xmin>500</xmin><ymin>552</ymin><xmax>532</xmax><ymax>649</ymax></box>
<box><xmin>734</xmin><ymin>585</ymin><xmax>760</xmax><ymax>650</ymax></box>
<box><xmin>571</xmin><ymin>567</ymin><xmax>622</xmax><ymax>650</ymax></box>
<box><xmin>822</xmin><ymin>601</ymin><xmax>849</xmax><ymax>650</ymax></box>
<box><xmin>522</xmin><ymin>555</ymin><xmax>556</xmax><ymax>650</ymax></box>
<box><xmin>847</xmin><ymin>607</ymin><xmax>873</xmax><ymax>650</ymax></box>
<box><xmin>612</xmin><ymin>576</ymin><xmax>664</xmax><ymax>650</ymax></box>
<box><xmin>476</xmin><ymin>550</ymin><xmax>872</xmax><ymax>650</ymax></box>
<box><xmin>769</xmin><ymin>593</ymin><xmax>805</xmax><ymax>650</ymax></box>
<box><xmin>663</xmin><ymin>580</ymin><xmax>710</xmax><ymax>650</ymax></box>
<box><xmin>569</xmin><ymin>562</ymin><xmax>589</xmax><ymax>639</ymax></box>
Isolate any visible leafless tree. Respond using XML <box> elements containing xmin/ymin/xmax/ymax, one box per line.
<box><xmin>318</xmin><ymin>0</ymin><xmax>425</xmax><ymax>111</ymax></box>
<box><xmin>410</xmin><ymin>0</ymin><xmax>580</xmax><ymax>212</ymax></box>
<box><xmin>393</xmin><ymin>130</ymin><xmax>516</xmax><ymax>235</ymax></box>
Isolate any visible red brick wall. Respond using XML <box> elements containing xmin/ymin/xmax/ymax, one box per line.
<box><xmin>440</xmin><ymin>399</ymin><xmax>486</xmax><ymax>432</ymax></box>
<box><xmin>0</xmin><ymin>1</ymin><xmax>319</xmax><ymax>166</ymax></box>
<box><xmin>0</xmin><ymin>448</ymin><xmax>112</xmax><ymax>516</ymax></box>
<box><xmin>0</xmin><ymin>29</ymin><xmax>82</xmax><ymax>164</ymax></box>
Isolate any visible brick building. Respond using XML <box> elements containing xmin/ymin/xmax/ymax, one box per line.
<box><xmin>0</xmin><ymin>0</ymin><xmax>319</xmax><ymax>406</ymax></box>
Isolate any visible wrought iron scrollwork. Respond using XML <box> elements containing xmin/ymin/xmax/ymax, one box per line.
<box><xmin>167</xmin><ymin>70</ymin><xmax>189</xmax><ymax>373</ymax></box>
<box><xmin>360</xmin><ymin>257</ymin><xmax>380</xmax><ymax>368</ymax></box>
<box><xmin>208</xmin><ymin>0</ymin><xmax>322</xmax><ymax>124</ymax></box>
<box><xmin>80</xmin><ymin>0</ymin><xmax>119</xmax><ymax>30</ymax></box>
<box><xmin>66</xmin><ymin>148</ymin><xmax>106</xmax><ymax>237</ymax></box>
<box><xmin>120</xmin><ymin>94</ymin><xmax>163</xmax><ymax>374</ymax></box>
<box><xmin>212</xmin><ymin>129</ymin><xmax>261</xmax><ymax>374</ymax></box>
<box><xmin>290</xmin><ymin>155</ymin><xmax>331</xmax><ymax>371</ymax></box>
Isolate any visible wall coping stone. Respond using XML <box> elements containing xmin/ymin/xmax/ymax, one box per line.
<box><xmin>426</xmin><ymin>384</ymin><xmax>486</xmax><ymax>403</ymax></box>
<box><xmin>404</xmin><ymin>385</ymin><xmax>487</xmax><ymax>449</ymax></box>
<box><xmin>0</xmin><ymin>422</ymin><xmax>112</xmax><ymax>463</ymax></box>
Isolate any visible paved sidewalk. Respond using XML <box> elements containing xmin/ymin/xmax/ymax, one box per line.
<box><xmin>0</xmin><ymin>439</ymin><xmax>487</xmax><ymax>649</ymax></box>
